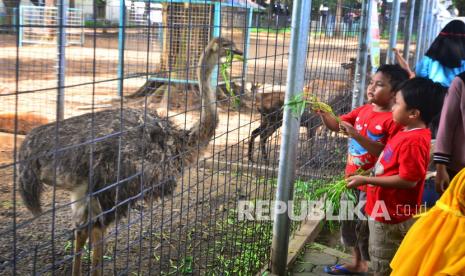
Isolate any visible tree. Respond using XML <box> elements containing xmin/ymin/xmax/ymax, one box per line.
<box><xmin>453</xmin><ymin>0</ymin><xmax>465</xmax><ymax>15</ymax></box>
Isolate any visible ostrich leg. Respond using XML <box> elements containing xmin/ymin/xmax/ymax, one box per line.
<box><xmin>73</xmin><ymin>228</ymin><xmax>88</xmax><ymax>276</ymax></box>
<box><xmin>90</xmin><ymin>226</ymin><xmax>105</xmax><ymax>276</ymax></box>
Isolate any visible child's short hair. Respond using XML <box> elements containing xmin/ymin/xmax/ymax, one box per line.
<box><xmin>398</xmin><ymin>77</ymin><xmax>445</xmax><ymax>125</ymax></box>
<box><xmin>376</xmin><ymin>64</ymin><xmax>410</xmax><ymax>92</ymax></box>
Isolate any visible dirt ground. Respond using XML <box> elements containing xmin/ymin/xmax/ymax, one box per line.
<box><xmin>0</xmin><ymin>31</ymin><xmax>356</xmax><ymax>274</ymax></box>
<box><xmin>0</xmin><ymin>124</ymin><xmax>347</xmax><ymax>275</ymax></box>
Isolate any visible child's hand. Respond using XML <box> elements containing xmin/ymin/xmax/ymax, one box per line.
<box><xmin>435</xmin><ymin>164</ymin><xmax>450</xmax><ymax>194</ymax></box>
<box><xmin>339</xmin><ymin>121</ymin><xmax>358</xmax><ymax>137</ymax></box>
<box><xmin>346</xmin><ymin>175</ymin><xmax>367</xmax><ymax>188</ymax></box>
<box><xmin>314</xmin><ymin>109</ymin><xmax>329</xmax><ymax>116</ymax></box>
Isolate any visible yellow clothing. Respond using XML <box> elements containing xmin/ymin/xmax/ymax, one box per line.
<box><xmin>390</xmin><ymin>168</ymin><xmax>465</xmax><ymax>275</ymax></box>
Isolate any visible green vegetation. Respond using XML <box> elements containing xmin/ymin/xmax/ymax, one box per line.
<box><xmin>84</xmin><ymin>20</ymin><xmax>114</xmax><ymax>28</ymax></box>
<box><xmin>284</xmin><ymin>93</ymin><xmax>340</xmax><ymax>123</ymax></box>
<box><xmin>250</xmin><ymin>27</ymin><xmax>291</xmax><ymax>34</ymax></box>
<box><xmin>209</xmin><ymin>210</ymin><xmax>273</xmax><ymax>275</ymax></box>
<box><xmin>63</xmin><ymin>240</ymin><xmax>112</xmax><ymax>262</ymax></box>
<box><xmin>309</xmin><ymin>176</ymin><xmax>356</xmax><ymax>214</ymax></box>
<box><xmin>220</xmin><ymin>50</ymin><xmax>244</xmax><ymax>108</ymax></box>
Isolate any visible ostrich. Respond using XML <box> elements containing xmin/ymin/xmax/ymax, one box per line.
<box><xmin>18</xmin><ymin>37</ymin><xmax>242</xmax><ymax>276</ymax></box>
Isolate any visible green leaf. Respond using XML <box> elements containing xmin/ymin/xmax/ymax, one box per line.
<box><xmin>283</xmin><ymin>93</ymin><xmax>308</xmax><ymax>118</ymax></box>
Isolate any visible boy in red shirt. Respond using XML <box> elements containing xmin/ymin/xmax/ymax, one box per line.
<box><xmin>319</xmin><ymin>64</ymin><xmax>409</xmax><ymax>275</ymax></box>
<box><xmin>347</xmin><ymin>78</ymin><xmax>445</xmax><ymax>275</ymax></box>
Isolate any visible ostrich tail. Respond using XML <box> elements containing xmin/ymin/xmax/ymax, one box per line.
<box><xmin>19</xmin><ymin>164</ymin><xmax>44</xmax><ymax>216</ymax></box>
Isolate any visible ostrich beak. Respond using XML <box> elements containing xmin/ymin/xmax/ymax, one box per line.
<box><xmin>231</xmin><ymin>47</ymin><xmax>243</xmax><ymax>56</ymax></box>
<box><xmin>228</xmin><ymin>47</ymin><xmax>243</xmax><ymax>61</ymax></box>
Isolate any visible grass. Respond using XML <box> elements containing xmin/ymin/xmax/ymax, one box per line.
<box><xmin>208</xmin><ymin>209</ymin><xmax>273</xmax><ymax>275</ymax></box>
<box><xmin>63</xmin><ymin>240</ymin><xmax>112</xmax><ymax>262</ymax></box>
<box><xmin>250</xmin><ymin>27</ymin><xmax>291</xmax><ymax>34</ymax></box>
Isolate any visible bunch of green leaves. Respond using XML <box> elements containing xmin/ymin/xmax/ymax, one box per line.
<box><xmin>310</xmin><ymin>169</ymin><xmax>368</xmax><ymax>218</ymax></box>
<box><xmin>310</xmin><ymin>176</ymin><xmax>356</xmax><ymax>214</ymax></box>
<box><xmin>308</xmin><ymin>176</ymin><xmax>356</xmax><ymax>231</ymax></box>
<box><xmin>220</xmin><ymin>50</ymin><xmax>244</xmax><ymax>107</ymax></box>
<box><xmin>284</xmin><ymin>93</ymin><xmax>340</xmax><ymax>123</ymax></box>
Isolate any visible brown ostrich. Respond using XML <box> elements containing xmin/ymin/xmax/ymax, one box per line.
<box><xmin>18</xmin><ymin>37</ymin><xmax>242</xmax><ymax>276</ymax></box>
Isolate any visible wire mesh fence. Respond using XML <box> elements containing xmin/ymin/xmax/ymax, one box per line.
<box><xmin>0</xmin><ymin>1</ymin><xmax>361</xmax><ymax>274</ymax></box>
<box><xmin>19</xmin><ymin>5</ymin><xmax>85</xmax><ymax>46</ymax></box>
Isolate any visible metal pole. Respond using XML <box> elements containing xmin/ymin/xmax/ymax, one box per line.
<box><xmin>425</xmin><ymin>0</ymin><xmax>433</xmax><ymax>47</ymax></box>
<box><xmin>270</xmin><ymin>0</ymin><xmax>312</xmax><ymax>274</ymax></box>
<box><xmin>352</xmin><ymin>0</ymin><xmax>371</xmax><ymax>108</ymax></box>
<box><xmin>242</xmin><ymin>7</ymin><xmax>253</xmax><ymax>82</ymax></box>
<box><xmin>427</xmin><ymin>0</ymin><xmax>438</xmax><ymax>46</ymax></box>
<box><xmin>57</xmin><ymin>0</ymin><xmax>67</xmax><ymax>121</ymax></box>
<box><xmin>117</xmin><ymin>0</ymin><xmax>126</xmax><ymax>96</ymax></box>
<box><xmin>211</xmin><ymin>2</ymin><xmax>222</xmax><ymax>88</ymax></box>
<box><xmin>403</xmin><ymin>0</ymin><xmax>416</xmax><ymax>65</ymax></box>
<box><xmin>386</xmin><ymin>0</ymin><xmax>401</xmax><ymax>64</ymax></box>
<box><xmin>414</xmin><ymin>0</ymin><xmax>427</xmax><ymax>65</ymax></box>
<box><xmin>420</xmin><ymin>0</ymin><xmax>432</xmax><ymax>57</ymax></box>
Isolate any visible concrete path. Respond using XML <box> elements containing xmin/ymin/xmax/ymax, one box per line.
<box><xmin>289</xmin><ymin>242</ymin><xmax>356</xmax><ymax>276</ymax></box>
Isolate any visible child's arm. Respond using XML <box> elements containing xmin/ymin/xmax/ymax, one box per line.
<box><xmin>346</xmin><ymin>175</ymin><xmax>417</xmax><ymax>189</ymax></box>
<box><xmin>339</xmin><ymin>121</ymin><xmax>385</xmax><ymax>156</ymax></box>
<box><xmin>393</xmin><ymin>48</ymin><xmax>415</xmax><ymax>78</ymax></box>
<box><xmin>317</xmin><ymin>111</ymin><xmax>340</xmax><ymax>132</ymax></box>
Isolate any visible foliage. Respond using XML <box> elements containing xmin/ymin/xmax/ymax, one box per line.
<box><xmin>84</xmin><ymin>20</ymin><xmax>114</xmax><ymax>28</ymax></box>
<box><xmin>250</xmin><ymin>27</ymin><xmax>291</xmax><ymax>34</ymax></box>
<box><xmin>453</xmin><ymin>0</ymin><xmax>465</xmax><ymax>15</ymax></box>
<box><xmin>210</xmin><ymin>210</ymin><xmax>273</xmax><ymax>275</ymax></box>
<box><xmin>284</xmin><ymin>93</ymin><xmax>340</xmax><ymax>123</ymax></box>
<box><xmin>220</xmin><ymin>50</ymin><xmax>244</xmax><ymax>108</ymax></box>
<box><xmin>311</xmin><ymin>0</ymin><xmax>361</xmax><ymax>12</ymax></box>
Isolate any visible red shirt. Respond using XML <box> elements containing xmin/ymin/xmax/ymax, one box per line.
<box><xmin>365</xmin><ymin>128</ymin><xmax>431</xmax><ymax>224</ymax></box>
<box><xmin>340</xmin><ymin>104</ymin><xmax>402</xmax><ymax>190</ymax></box>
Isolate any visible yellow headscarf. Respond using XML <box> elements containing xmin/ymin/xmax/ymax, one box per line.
<box><xmin>390</xmin><ymin>168</ymin><xmax>465</xmax><ymax>275</ymax></box>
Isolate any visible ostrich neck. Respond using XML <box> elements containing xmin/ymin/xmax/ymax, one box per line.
<box><xmin>185</xmin><ymin>52</ymin><xmax>220</xmax><ymax>145</ymax></box>
<box><xmin>197</xmin><ymin>55</ymin><xmax>217</xmax><ymax>119</ymax></box>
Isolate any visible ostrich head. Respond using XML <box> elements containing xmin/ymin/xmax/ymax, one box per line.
<box><xmin>198</xmin><ymin>37</ymin><xmax>243</xmax><ymax>79</ymax></box>
<box><xmin>208</xmin><ymin>37</ymin><xmax>243</xmax><ymax>59</ymax></box>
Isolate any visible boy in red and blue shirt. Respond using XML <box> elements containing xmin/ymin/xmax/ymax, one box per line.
<box><xmin>319</xmin><ymin>64</ymin><xmax>409</xmax><ymax>275</ymax></box>
<box><xmin>347</xmin><ymin>77</ymin><xmax>445</xmax><ymax>275</ymax></box>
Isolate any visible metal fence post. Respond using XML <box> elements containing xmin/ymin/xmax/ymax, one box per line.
<box><xmin>420</xmin><ymin>0</ymin><xmax>432</xmax><ymax>56</ymax></box>
<box><xmin>57</xmin><ymin>0</ymin><xmax>67</xmax><ymax>121</ymax></box>
<box><xmin>414</xmin><ymin>0</ymin><xmax>427</xmax><ymax>66</ymax></box>
<box><xmin>117</xmin><ymin>0</ymin><xmax>126</xmax><ymax>97</ymax></box>
<box><xmin>403</xmin><ymin>0</ymin><xmax>416</xmax><ymax>66</ymax></box>
<box><xmin>386</xmin><ymin>0</ymin><xmax>401</xmax><ymax>64</ymax></box>
<box><xmin>270</xmin><ymin>0</ymin><xmax>312</xmax><ymax>274</ymax></box>
<box><xmin>352</xmin><ymin>0</ymin><xmax>371</xmax><ymax>108</ymax></box>
<box><xmin>427</xmin><ymin>0</ymin><xmax>438</xmax><ymax>46</ymax></box>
